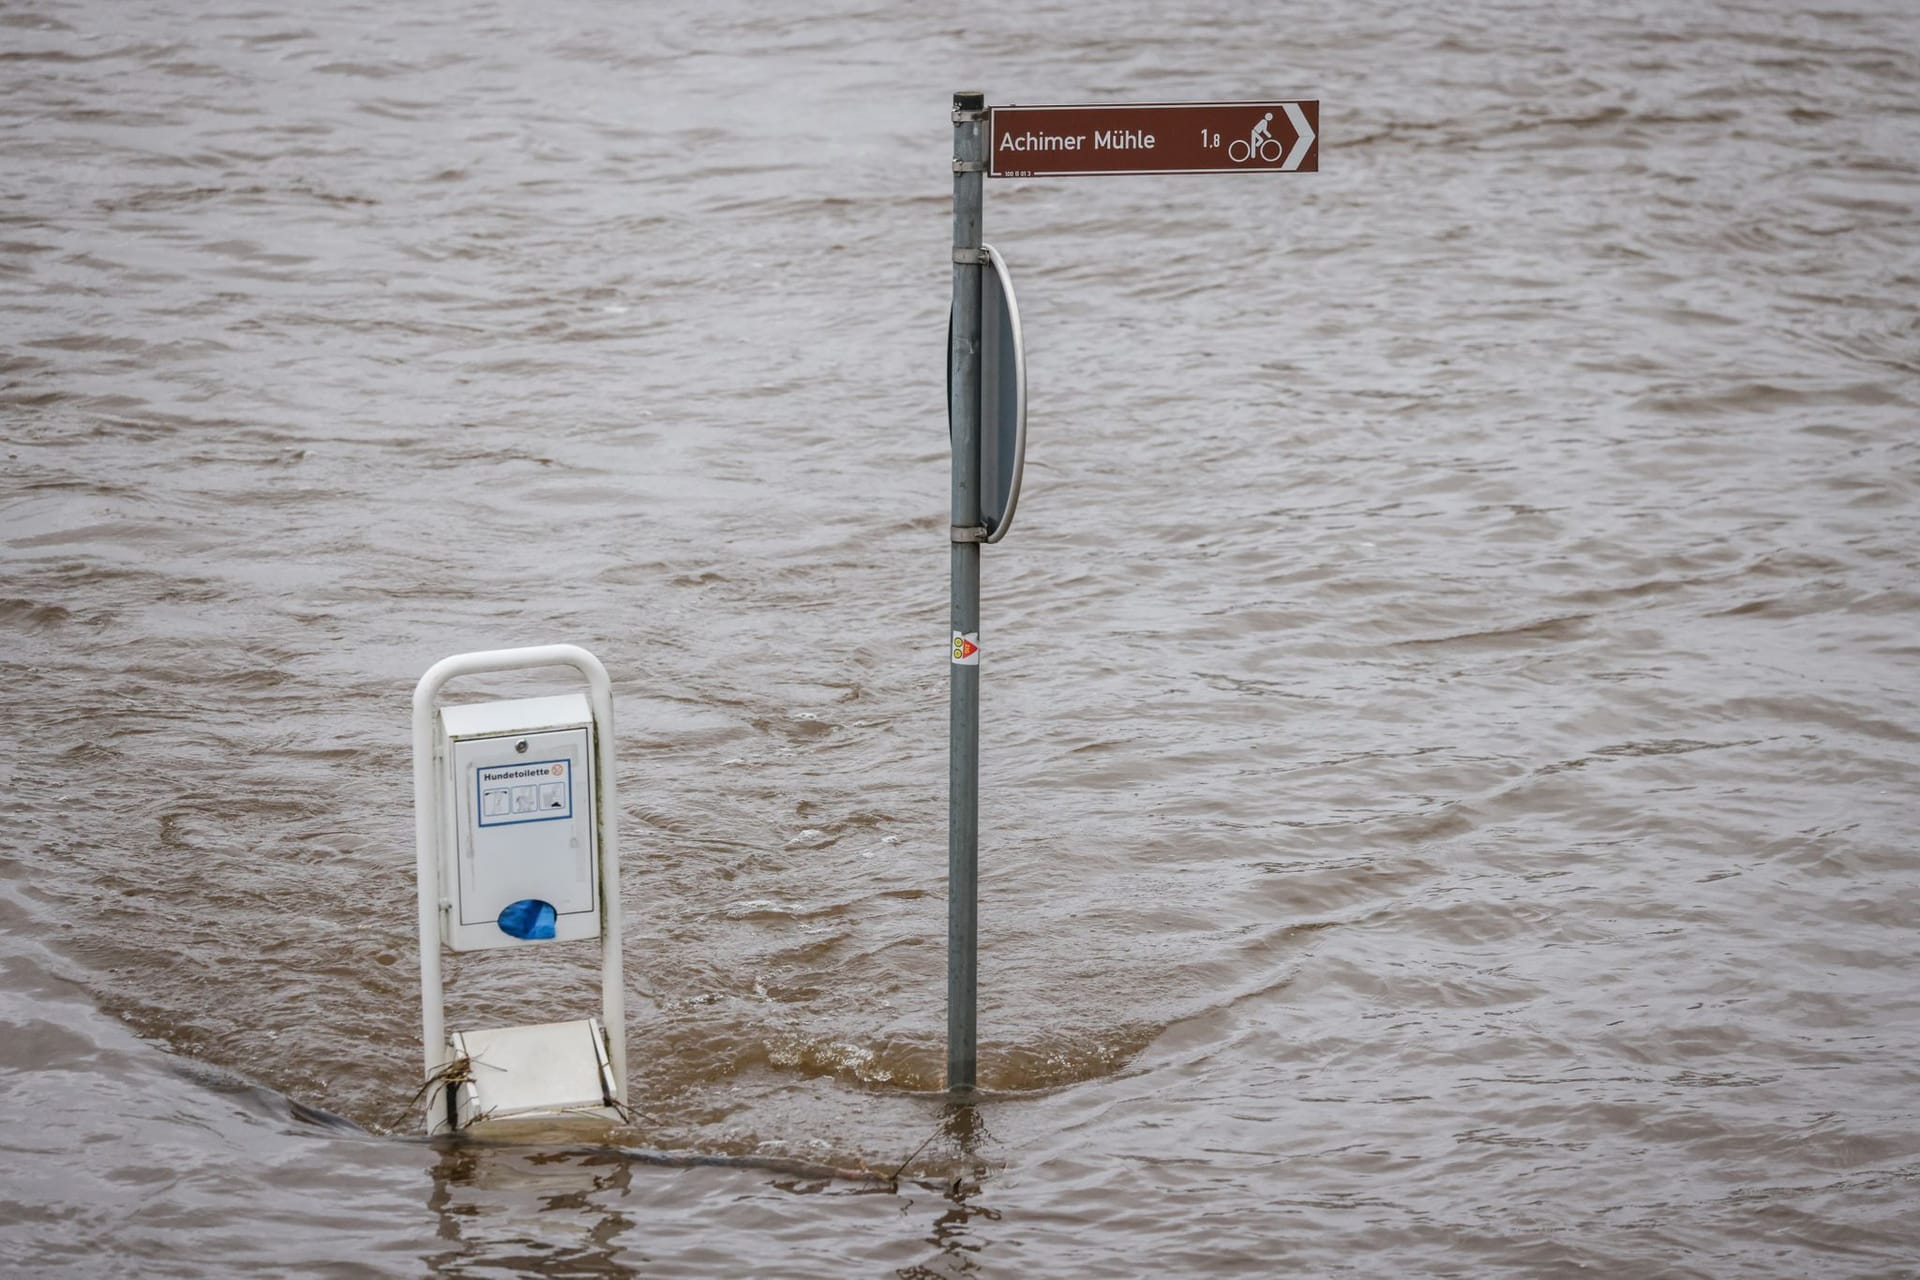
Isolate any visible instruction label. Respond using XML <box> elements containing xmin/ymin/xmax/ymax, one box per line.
<box><xmin>476</xmin><ymin>758</ymin><xmax>573</xmax><ymax>828</ymax></box>
<box><xmin>952</xmin><ymin>631</ymin><xmax>981</xmax><ymax>665</ymax></box>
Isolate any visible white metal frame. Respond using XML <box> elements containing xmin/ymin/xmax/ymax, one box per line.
<box><xmin>412</xmin><ymin>645</ymin><xmax>627</xmax><ymax>1114</ymax></box>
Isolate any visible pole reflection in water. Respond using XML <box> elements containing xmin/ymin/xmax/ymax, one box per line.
<box><xmin>895</xmin><ymin>1101</ymin><xmax>1000</xmax><ymax>1279</ymax></box>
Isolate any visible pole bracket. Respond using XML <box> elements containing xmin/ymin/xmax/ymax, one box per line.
<box><xmin>951</xmin><ymin>107</ymin><xmax>988</xmax><ymax>124</ymax></box>
<box><xmin>951</xmin><ymin>158</ymin><xmax>987</xmax><ymax>174</ymax></box>
<box><xmin>950</xmin><ymin>525</ymin><xmax>988</xmax><ymax>543</ymax></box>
<box><xmin>951</xmin><ymin>247</ymin><xmax>990</xmax><ymax>265</ymax></box>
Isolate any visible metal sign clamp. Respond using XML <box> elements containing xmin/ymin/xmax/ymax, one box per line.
<box><xmin>952</xmin><ymin>247</ymin><xmax>991</xmax><ymax>264</ymax></box>
<box><xmin>950</xmin><ymin>525</ymin><xmax>988</xmax><ymax>543</ymax></box>
<box><xmin>952</xmin><ymin>159</ymin><xmax>987</xmax><ymax>174</ymax></box>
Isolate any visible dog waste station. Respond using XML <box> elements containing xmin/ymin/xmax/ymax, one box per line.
<box><xmin>413</xmin><ymin>644</ymin><xmax>627</xmax><ymax>1134</ymax></box>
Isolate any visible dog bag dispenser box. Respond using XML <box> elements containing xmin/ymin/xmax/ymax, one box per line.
<box><xmin>412</xmin><ymin>645</ymin><xmax>628</xmax><ymax>1134</ymax></box>
<box><xmin>437</xmin><ymin>694</ymin><xmax>599</xmax><ymax>951</ymax></box>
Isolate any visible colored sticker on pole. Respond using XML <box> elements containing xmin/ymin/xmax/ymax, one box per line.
<box><xmin>951</xmin><ymin>631</ymin><xmax>980</xmax><ymax>665</ymax></box>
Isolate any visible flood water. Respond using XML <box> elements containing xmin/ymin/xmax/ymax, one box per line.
<box><xmin>5</xmin><ymin>0</ymin><xmax>1920</xmax><ymax>1274</ymax></box>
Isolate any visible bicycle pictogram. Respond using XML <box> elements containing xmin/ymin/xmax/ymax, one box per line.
<box><xmin>1228</xmin><ymin>111</ymin><xmax>1284</xmax><ymax>164</ymax></box>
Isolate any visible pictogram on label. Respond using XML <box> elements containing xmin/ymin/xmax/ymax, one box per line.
<box><xmin>951</xmin><ymin>631</ymin><xmax>981</xmax><ymax>665</ymax></box>
<box><xmin>476</xmin><ymin>758</ymin><xmax>573</xmax><ymax>827</ymax></box>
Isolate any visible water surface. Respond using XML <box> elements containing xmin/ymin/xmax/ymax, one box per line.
<box><xmin>4</xmin><ymin>0</ymin><xmax>1919</xmax><ymax>1274</ymax></box>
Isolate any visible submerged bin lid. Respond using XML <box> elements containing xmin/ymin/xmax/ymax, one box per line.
<box><xmin>444</xmin><ymin>1017</ymin><xmax>617</xmax><ymax>1131</ymax></box>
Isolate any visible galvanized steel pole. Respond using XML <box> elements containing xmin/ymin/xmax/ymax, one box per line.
<box><xmin>947</xmin><ymin>90</ymin><xmax>986</xmax><ymax>1093</ymax></box>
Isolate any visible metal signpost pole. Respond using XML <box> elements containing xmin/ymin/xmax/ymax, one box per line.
<box><xmin>941</xmin><ymin>93</ymin><xmax>1316</xmax><ymax>1094</ymax></box>
<box><xmin>947</xmin><ymin>89</ymin><xmax>986</xmax><ymax>1093</ymax></box>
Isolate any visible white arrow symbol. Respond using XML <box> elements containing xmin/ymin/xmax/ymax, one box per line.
<box><xmin>1281</xmin><ymin>101</ymin><xmax>1315</xmax><ymax>171</ymax></box>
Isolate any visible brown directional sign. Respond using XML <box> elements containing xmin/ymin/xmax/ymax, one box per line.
<box><xmin>989</xmin><ymin>100</ymin><xmax>1318</xmax><ymax>178</ymax></box>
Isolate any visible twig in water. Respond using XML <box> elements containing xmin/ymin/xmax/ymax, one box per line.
<box><xmin>387</xmin><ymin>1054</ymin><xmax>482</xmax><ymax>1133</ymax></box>
<box><xmin>886</xmin><ymin>1124</ymin><xmax>944</xmax><ymax>1191</ymax></box>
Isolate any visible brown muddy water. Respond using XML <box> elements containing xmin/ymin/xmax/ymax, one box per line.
<box><xmin>4</xmin><ymin>0</ymin><xmax>1920</xmax><ymax>1274</ymax></box>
